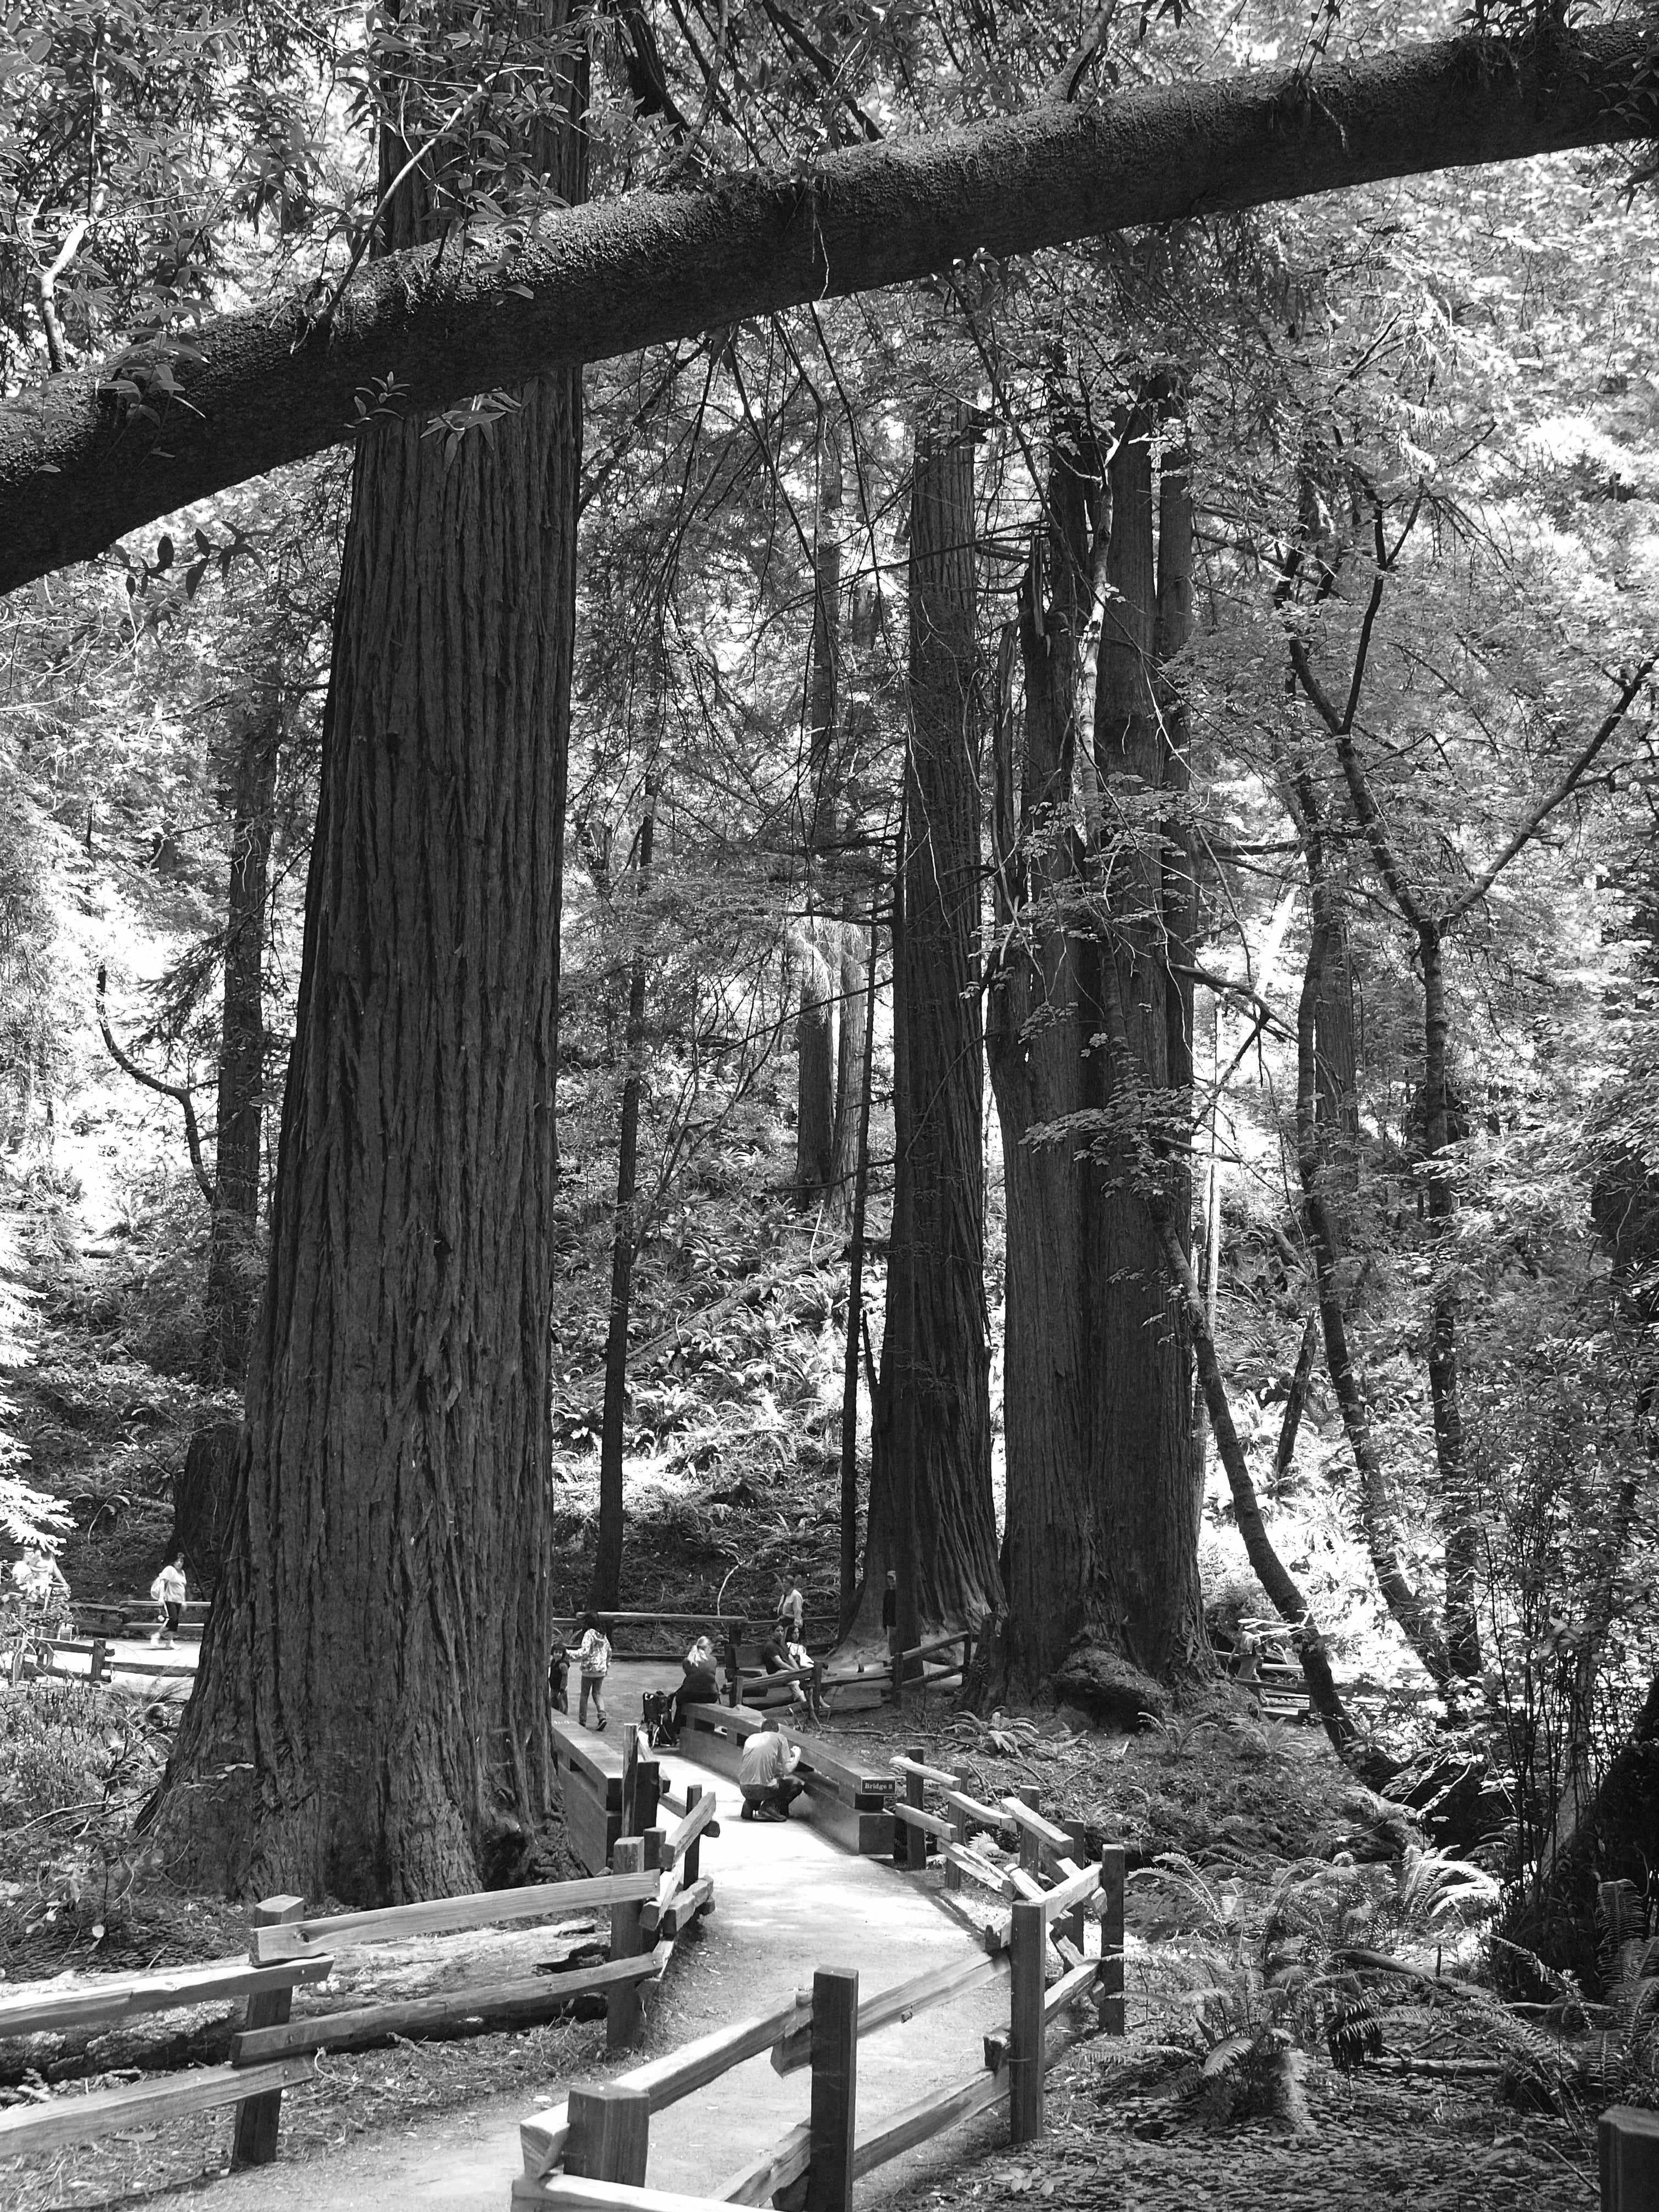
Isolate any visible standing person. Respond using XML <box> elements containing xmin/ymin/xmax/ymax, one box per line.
<box><xmin>775</xmin><ymin>1573</ymin><xmax>805</xmax><ymax>1643</ymax></box>
<box><xmin>548</xmin><ymin>1637</ymin><xmax>571</xmax><ymax>1715</ymax></box>
<box><xmin>575</xmin><ymin>1611</ymin><xmax>611</xmax><ymax>1731</ymax></box>
<box><xmin>738</xmin><ymin>1711</ymin><xmax>804</xmax><ymax>1822</ymax></box>
<box><xmin>149</xmin><ymin>1551</ymin><xmax>187</xmax><ymax>1647</ymax></box>
<box><xmin>881</xmin><ymin>1569</ymin><xmax>898</xmax><ymax>1636</ymax></box>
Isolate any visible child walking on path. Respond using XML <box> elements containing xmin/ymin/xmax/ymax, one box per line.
<box><xmin>575</xmin><ymin>1612</ymin><xmax>611</xmax><ymax>1730</ymax></box>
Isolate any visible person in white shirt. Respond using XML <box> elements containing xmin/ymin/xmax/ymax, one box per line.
<box><xmin>149</xmin><ymin>1553</ymin><xmax>187</xmax><ymax>1646</ymax></box>
<box><xmin>775</xmin><ymin>1576</ymin><xmax>804</xmax><ymax>1641</ymax></box>
<box><xmin>738</xmin><ymin>1713</ymin><xmax>804</xmax><ymax>1823</ymax></box>
<box><xmin>575</xmin><ymin>1612</ymin><xmax>611</xmax><ymax>1730</ymax></box>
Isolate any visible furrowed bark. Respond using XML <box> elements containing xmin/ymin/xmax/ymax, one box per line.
<box><xmin>142</xmin><ymin>5</ymin><xmax>588</xmax><ymax>1904</ymax></box>
<box><xmin>864</xmin><ymin>413</ymin><xmax>1001</xmax><ymax>1634</ymax></box>
<box><xmin>987</xmin><ymin>439</ymin><xmax>1094</xmax><ymax>1691</ymax></box>
<box><xmin>1085</xmin><ymin>400</ymin><xmax>1203</xmax><ymax>1678</ymax></box>
<box><xmin>3</xmin><ymin>25</ymin><xmax>1654</xmax><ymax>594</ymax></box>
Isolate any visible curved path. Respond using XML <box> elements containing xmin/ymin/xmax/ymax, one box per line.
<box><xmin>142</xmin><ymin>1661</ymin><xmax>1011</xmax><ymax>2212</ymax></box>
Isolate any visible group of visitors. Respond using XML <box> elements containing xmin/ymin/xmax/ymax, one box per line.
<box><xmin>6</xmin><ymin>1546</ymin><xmax>188</xmax><ymax>1646</ymax></box>
<box><xmin>541</xmin><ymin>1577</ymin><xmax>817</xmax><ymax>1828</ymax></box>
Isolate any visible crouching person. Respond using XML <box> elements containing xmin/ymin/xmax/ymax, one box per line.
<box><xmin>738</xmin><ymin>1712</ymin><xmax>805</xmax><ymax>1823</ymax></box>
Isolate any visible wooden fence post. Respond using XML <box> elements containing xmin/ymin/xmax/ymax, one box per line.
<box><xmin>1015</xmin><ymin>1785</ymin><xmax>1042</xmax><ymax>1879</ymax></box>
<box><xmin>621</xmin><ymin>1724</ymin><xmax>641</xmax><ymax>1834</ymax></box>
<box><xmin>683</xmin><ymin>1783</ymin><xmax>704</xmax><ymax>1885</ymax></box>
<box><xmin>1060</xmin><ymin>1820</ymin><xmax>1090</xmax><ymax>1953</ymax></box>
<box><xmin>1008</xmin><ymin>1898</ymin><xmax>1045</xmax><ymax>2145</ymax></box>
<box><xmin>1096</xmin><ymin>1843</ymin><xmax>1125</xmax><ymax>2034</ymax></box>
<box><xmin>805</xmin><ymin>1967</ymin><xmax>858</xmax><ymax>2212</ymax></box>
<box><xmin>566</xmin><ymin>2082</ymin><xmax>651</xmax><ymax>2186</ymax></box>
<box><xmin>894</xmin><ymin>1745</ymin><xmax>925</xmax><ymax>1872</ymax></box>
<box><xmin>231</xmin><ymin>1896</ymin><xmax>306</xmax><ymax>2168</ymax></box>
<box><xmin>944</xmin><ymin>1765</ymin><xmax>970</xmax><ymax>1893</ymax></box>
<box><xmin>725</xmin><ymin>1632</ymin><xmax>743</xmax><ymax>1707</ymax></box>
<box><xmin>1602</xmin><ymin>2106</ymin><xmax>1659</xmax><ymax>2210</ymax></box>
<box><xmin>636</xmin><ymin>1755</ymin><xmax>661</xmax><ymax>1837</ymax></box>
<box><xmin>607</xmin><ymin>1837</ymin><xmax>646</xmax><ymax>2051</ymax></box>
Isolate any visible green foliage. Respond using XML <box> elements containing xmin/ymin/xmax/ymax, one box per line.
<box><xmin>0</xmin><ymin>1680</ymin><xmax>169</xmax><ymax>1940</ymax></box>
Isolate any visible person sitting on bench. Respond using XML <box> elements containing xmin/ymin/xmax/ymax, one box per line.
<box><xmin>756</xmin><ymin>1632</ymin><xmax>808</xmax><ymax>1713</ymax></box>
<box><xmin>738</xmin><ymin>1713</ymin><xmax>804</xmax><ymax>1822</ymax></box>
<box><xmin>672</xmin><ymin>1632</ymin><xmax>720</xmax><ymax>1736</ymax></box>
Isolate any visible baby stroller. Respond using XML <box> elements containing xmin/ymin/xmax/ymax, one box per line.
<box><xmin>641</xmin><ymin>1689</ymin><xmax>677</xmax><ymax>1750</ymax></box>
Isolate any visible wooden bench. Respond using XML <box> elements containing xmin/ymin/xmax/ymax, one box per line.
<box><xmin>721</xmin><ymin>1634</ymin><xmax>824</xmax><ymax>1713</ymax></box>
<box><xmin>74</xmin><ymin>1598</ymin><xmax>208</xmax><ymax>1642</ymax></box>
<box><xmin>676</xmin><ymin>1703</ymin><xmax>894</xmax><ymax>1854</ymax></box>
<box><xmin>551</xmin><ymin>1713</ymin><xmax>628</xmax><ymax>1874</ymax></box>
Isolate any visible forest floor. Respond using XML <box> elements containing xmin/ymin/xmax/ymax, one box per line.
<box><xmin>0</xmin><ymin>1129</ymin><xmax>1602</xmax><ymax>2209</ymax></box>
<box><xmin>0</xmin><ymin>1662</ymin><xmax>1601</xmax><ymax>2212</ymax></box>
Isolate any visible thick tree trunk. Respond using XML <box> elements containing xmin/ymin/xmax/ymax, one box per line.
<box><xmin>1082</xmin><ymin>404</ymin><xmax>1203</xmax><ymax>1680</ymax></box>
<box><xmin>170</xmin><ymin>1419</ymin><xmax>239</xmax><ymax>1592</ymax></box>
<box><xmin>5</xmin><ymin>25</ymin><xmax>1653</xmax><ymax>592</ymax></box>
<box><xmin>797</xmin><ymin>432</ymin><xmax>842</xmax><ymax>1211</ymax></box>
<box><xmin>862</xmin><ymin>418</ymin><xmax>1001</xmax><ymax>1637</ymax></box>
<box><xmin>988</xmin><ymin>445</ymin><xmax>1100</xmax><ymax>1694</ymax></box>
<box><xmin>142</xmin><ymin>19</ymin><xmax>587</xmax><ymax>1904</ymax></box>
<box><xmin>592</xmin><ymin>779</ymin><xmax>657</xmax><ymax>1611</ymax></box>
<box><xmin>203</xmin><ymin>702</ymin><xmax>279</xmax><ymax>1381</ymax></box>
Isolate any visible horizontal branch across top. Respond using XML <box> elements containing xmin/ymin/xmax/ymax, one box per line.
<box><xmin>0</xmin><ymin>22</ymin><xmax>1653</xmax><ymax>594</ymax></box>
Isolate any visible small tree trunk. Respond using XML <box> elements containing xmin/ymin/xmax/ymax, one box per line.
<box><xmin>1293</xmin><ymin>892</ymin><xmax>1453</xmax><ymax>1693</ymax></box>
<box><xmin>1273</xmin><ymin>1310</ymin><xmax>1321</xmax><ymax>1483</ymax></box>
<box><xmin>204</xmin><ymin>704</ymin><xmax>280</xmax><ymax>1381</ymax></box>
<box><xmin>1149</xmin><ymin>1205</ymin><xmax>1355</xmax><ymax>1754</ymax></box>
<box><xmin>796</xmin><ymin>429</ymin><xmax>843</xmax><ymax>1211</ymax></box>
<box><xmin>1418</xmin><ymin>918</ymin><xmax>1480</xmax><ymax>1677</ymax></box>
<box><xmin>592</xmin><ymin>779</ymin><xmax>658</xmax><ymax>1611</ymax></box>
<box><xmin>838</xmin><ymin>909</ymin><xmax>879</xmax><ymax>1634</ymax></box>
<box><xmin>828</xmin><ymin>912</ymin><xmax>866</xmax><ymax>1224</ymax></box>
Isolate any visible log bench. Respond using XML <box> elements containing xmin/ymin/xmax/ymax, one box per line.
<box><xmin>676</xmin><ymin>1703</ymin><xmax>894</xmax><ymax>1854</ymax></box>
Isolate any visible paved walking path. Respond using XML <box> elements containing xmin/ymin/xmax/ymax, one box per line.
<box><xmin>142</xmin><ymin>1661</ymin><xmax>1013</xmax><ymax>2212</ymax></box>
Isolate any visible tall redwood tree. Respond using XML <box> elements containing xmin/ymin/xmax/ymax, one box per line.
<box><xmin>863</xmin><ymin>416</ymin><xmax>1001</xmax><ymax>1636</ymax></box>
<box><xmin>144</xmin><ymin>7</ymin><xmax>588</xmax><ymax>1902</ymax></box>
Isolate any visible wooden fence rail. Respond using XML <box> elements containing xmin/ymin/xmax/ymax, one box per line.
<box><xmin>515</xmin><ymin>1891</ymin><xmax>1098</xmax><ymax>2211</ymax></box>
<box><xmin>1</xmin><ymin>1750</ymin><xmax>714</xmax><ymax>2189</ymax></box>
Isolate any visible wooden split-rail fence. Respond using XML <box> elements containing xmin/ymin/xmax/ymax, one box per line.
<box><xmin>10</xmin><ymin>1633</ymin><xmax>198</xmax><ymax>1688</ymax></box>
<box><xmin>512</xmin><ymin>1812</ymin><xmax>1119</xmax><ymax>2211</ymax></box>
<box><xmin>0</xmin><ymin>1728</ymin><xmax>718</xmax><ymax>2186</ymax></box>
